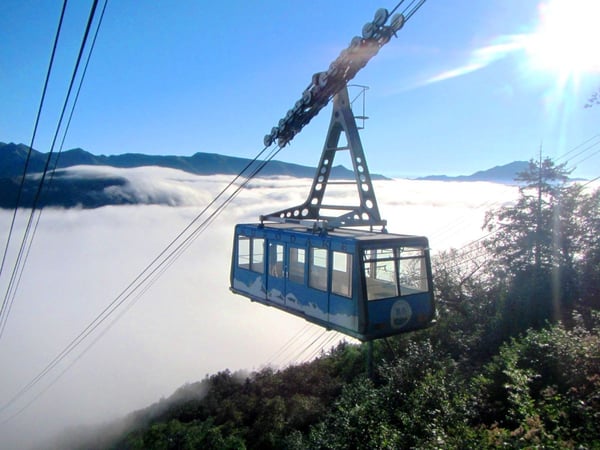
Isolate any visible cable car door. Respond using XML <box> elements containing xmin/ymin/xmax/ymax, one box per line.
<box><xmin>328</xmin><ymin>250</ymin><xmax>358</xmax><ymax>334</ymax></box>
<box><xmin>266</xmin><ymin>242</ymin><xmax>286</xmax><ymax>307</ymax></box>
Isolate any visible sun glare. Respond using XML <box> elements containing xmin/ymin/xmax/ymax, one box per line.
<box><xmin>524</xmin><ymin>0</ymin><xmax>600</xmax><ymax>78</ymax></box>
<box><xmin>424</xmin><ymin>0</ymin><xmax>600</xmax><ymax>87</ymax></box>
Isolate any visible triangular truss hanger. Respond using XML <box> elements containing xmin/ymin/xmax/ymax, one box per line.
<box><xmin>263</xmin><ymin>86</ymin><xmax>386</xmax><ymax>230</ymax></box>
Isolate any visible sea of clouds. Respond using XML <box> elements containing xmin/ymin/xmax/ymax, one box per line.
<box><xmin>0</xmin><ymin>166</ymin><xmax>522</xmax><ymax>448</ymax></box>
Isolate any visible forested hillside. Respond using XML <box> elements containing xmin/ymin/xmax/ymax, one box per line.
<box><xmin>50</xmin><ymin>158</ymin><xmax>599</xmax><ymax>449</ymax></box>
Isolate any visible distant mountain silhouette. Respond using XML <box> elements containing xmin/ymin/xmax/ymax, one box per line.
<box><xmin>417</xmin><ymin>161</ymin><xmax>530</xmax><ymax>183</ymax></box>
<box><xmin>0</xmin><ymin>142</ymin><xmax>377</xmax><ymax>179</ymax></box>
<box><xmin>0</xmin><ymin>142</ymin><xmax>541</xmax><ymax>209</ymax></box>
<box><xmin>0</xmin><ymin>142</ymin><xmax>386</xmax><ymax>208</ymax></box>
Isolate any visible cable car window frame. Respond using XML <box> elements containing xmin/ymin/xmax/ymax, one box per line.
<box><xmin>332</xmin><ymin>251</ymin><xmax>352</xmax><ymax>298</ymax></box>
<box><xmin>237</xmin><ymin>234</ymin><xmax>265</xmax><ymax>274</ymax></box>
<box><xmin>288</xmin><ymin>246</ymin><xmax>306</xmax><ymax>285</ymax></box>
<box><xmin>268</xmin><ymin>242</ymin><xmax>284</xmax><ymax>278</ymax></box>
<box><xmin>251</xmin><ymin>238</ymin><xmax>265</xmax><ymax>273</ymax></box>
<box><xmin>362</xmin><ymin>246</ymin><xmax>430</xmax><ymax>301</ymax></box>
<box><xmin>309</xmin><ymin>247</ymin><xmax>328</xmax><ymax>292</ymax></box>
<box><xmin>237</xmin><ymin>235</ymin><xmax>251</xmax><ymax>270</ymax></box>
<box><xmin>363</xmin><ymin>248</ymin><xmax>399</xmax><ymax>301</ymax></box>
<box><xmin>398</xmin><ymin>246</ymin><xmax>429</xmax><ymax>295</ymax></box>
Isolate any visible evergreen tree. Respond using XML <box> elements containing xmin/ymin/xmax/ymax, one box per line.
<box><xmin>576</xmin><ymin>187</ymin><xmax>600</xmax><ymax>321</ymax></box>
<box><xmin>483</xmin><ymin>157</ymin><xmax>589</xmax><ymax>331</ymax></box>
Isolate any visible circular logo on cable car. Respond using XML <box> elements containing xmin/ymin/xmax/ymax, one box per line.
<box><xmin>390</xmin><ymin>300</ymin><xmax>412</xmax><ymax>329</ymax></box>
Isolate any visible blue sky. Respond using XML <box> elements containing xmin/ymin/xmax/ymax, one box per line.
<box><xmin>1</xmin><ymin>0</ymin><xmax>598</xmax><ymax>178</ymax></box>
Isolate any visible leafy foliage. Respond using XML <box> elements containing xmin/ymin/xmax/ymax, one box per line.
<box><xmin>474</xmin><ymin>323</ymin><xmax>600</xmax><ymax>447</ymax></box>
<box><xmin>64</xmin><ymin>157</ymin><xmax>599</xmax><ymax>450</ymax></box>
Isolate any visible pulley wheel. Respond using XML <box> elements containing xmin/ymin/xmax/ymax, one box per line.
<box><xmin>350</xmin><ymin>36</ymin><xmax>362</xmax><ymax>49</ymax></box>
<box><xmin>390</xmin><ymin>13</ymin><xmax>405</xmax><ymax>32</ymax></box>
<box><xmin>302</xmin><ymin>89</ymin><xmax>312</xmax><ymax>105</ymax></box>
<box><xmin>317</xmin><ymin>71</ymin><xmax>328</xmax><ymax>88</ymax></box>
<box><xmin>362</xmin><ymin>22</ymin><xmax>375</xmax><ymax>39</ymax></box>
<box><xmin>373</xmin><ymin>8</ymin><xmax>388</xmax><ymax>27</ymax></box>
<box><xmin>264</xmin><ymin>134</ymin><xmax>273</xmax><ymax>147</ymax></box>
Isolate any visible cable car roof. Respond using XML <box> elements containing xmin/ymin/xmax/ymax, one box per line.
<box><xmin>238</xmin><ymin>222</ymin><xmax>429</xmax><ymax>245</ymax></box>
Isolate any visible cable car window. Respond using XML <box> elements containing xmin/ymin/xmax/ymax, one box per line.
<box><xmin>251</xmin><ymin>238</ymin><xmax>265</xmax><ymax>273</ymax></box>
<box><xmin>289</xmin><ymin>247</ymin><xmax>305</xmax><ymax>284</ymax></box>
<box><xmin>363</xmin><ymin>248</ymin><xmax>399</xmax><ymax>300</ymax></box>
<box><xmin>269</xmin><ymin>243</ymin><xmax>284</xmax><ymax>278</ymax></box>
<box><xmin>309</xmin><ymin>247</ymin><xmax>328</xmax><ymax>291</ymax></box>
<box><xmin>399</xmin><ymin>247</ymin><xmax>429</xmax><ymax>294</ymax></box>
<box><xmin>363</xmin><ymin>247</ymin><xmax>429</xmax><ymax>300</ymax></box>
<box><xmin>332</xmin><ymin>251</ymin><xmax>352</xmax><ymax>298</ymax></box>
<box><xmin>237</xmin><ymin>236</ymin><xmax>250</xmax><ymax>270</ymax></box>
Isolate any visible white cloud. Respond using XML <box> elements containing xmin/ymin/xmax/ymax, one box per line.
<box><xmin>58</xmin><ymin>165</ymin><xmax>216</xmax><ymax>206</ymax></box>
<box><xmin>0</xmin><ymin>167</ymin><xmax>519</xmax><ymax>448</ymax></box>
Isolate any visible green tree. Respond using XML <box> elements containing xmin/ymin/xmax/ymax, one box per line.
<box><xmin>431</xmin><ymin>245</ymin><xmax>507</xmax><ymax>361</ymax></box>
<box><xmin>483</xmin><ymin>157</ymin><xmax>589</xmax><ymax>331</ymax></box>
<box><xmin>308</xmin><ymin>377</ymin><xmax>401</xmax><ymax>450</ymax></box>
<box><xmin>484</xmin><ymin>158</ymin><xmax>570</xmax><ymax>275</ymax></box>
<box><xmin>121</xmin><ymin>418</ymin><xmax>246</xmax><ymax>450</ymax></box>
<box><xmin>474</xmin><ymin>323</ymin><xmax>600</xmax><ymax>448</ymax></box>
<box><xmin>576</xmin><ymin>187</ymin><xmax>600</xmax><ymax>320</ymax></box>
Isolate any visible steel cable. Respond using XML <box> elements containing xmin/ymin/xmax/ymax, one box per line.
<box><xmin>0</xmin><ymin>0</ymin><xmax>68</xmax><ymax>323</ymax></box>
<box><xmin>0</xmin><ymin>0</ymin><xmax>109</xmax><ymax>342</ymax></box>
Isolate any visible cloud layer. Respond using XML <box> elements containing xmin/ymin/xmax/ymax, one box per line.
<box><xmin>0</xmin><ymin>167</ymin><xmax>520</xmax><ymax>448</ymax></box>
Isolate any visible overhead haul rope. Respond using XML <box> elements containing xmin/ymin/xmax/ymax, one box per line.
<box><xmin>0</xmin><ymin>0</ymin><xmax>108</xmax><ymax>337</ymax></box>
<box><xmin>0</xmin><ymin>288</ymin><xmax>123</xmax><ymax>426</ymax></box>
<box><xmin>288</xmin><ymin>329</ymin><xmax>330</xmax><ymax>364</ymax></box>
<box><xmin>302</xmin><ymin>331</ymin><xmax>342</xmax><ymax>364</ymax></box>
<box><xmin>291</xmin><ymin>329</ymin><xmax>346</xmax><ymax>366</ymax></box>
<box><xmin>555</xmin><ymin>134</ymin><xmax>600</xmax><ymax>165</ymax></box>
<box><xmin>0</xmin><ymin>143</ymin><xmax>286</xmax><ymax>419</ymax></box>
<box><xmin>265</xmin><ymin>324</ymin><xmax>314</xmax><ymax>367</ymax></box>
<box><xmin>431</xmin><ymin>172</ymin><xmax>600</xmax><ymax>290</ymax></box>
<box><xmin>282</xmin><ymin>327</ymin><xmax>326</xmax><ymax>366</ymax></box>
<box><xmin>581</xmin><ymin>174</ymin><xmax>600</xmax><ymax>186</ymax></box>
<box><xmin>0</xmin><ymin>0</ymin><xmax>101</xmax><ymax>341</ymax></box>
<box><xmin>0</xmin><ymin>1</ymin><xmax>68</xmax><ymax>281</ymax></box>
<box><xmin>398</xmin><ymin>0</ymin><xmax>427</xmax><ymax>21</ymax></box>
<box><xmin>426</xmin><ymin>134</ymin><xmax>600</xmax><ymax>250</ymax></box>
<box><xmin>0</xmin><ymin>0</ymin><xmax>109</xmax><ymax>342</ymax></box>
<box><xmin>0</xmin><ymin>0</ymin><xmax>68</xmax><ymax>321</ymax></box>
<box><xmin>569</xmin><ymin>145</ymin><xmax>600</xmax><ymax>168</ymax></box>
<box><xmin>297</xmin><ymin>161</ymin><xmax>599</xmax><ymax>364</ymax></box>
<box><xmin>434</xmin><ymin>156</ymin><xmax>599</xmax><ymax>280</ymax></box>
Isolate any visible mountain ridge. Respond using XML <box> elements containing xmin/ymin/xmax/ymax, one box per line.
<box><xmin>416</xmin><ymin>160</ymin><xmax>530</xmax><ymax>183</ymax></box>
<box><xmin>0</xmin><ymin>142</ymin><xmax>388</xmax><ymax>208</ymax></box>
<box><xmin>0</xmin><ymin>142</ymin><xmax>377</xmax><ymax>180</ymax></box>
<box><xmin>1</xmin><ymin>142</ymin><xmax>533</xmax><ymax>209</ymax></box>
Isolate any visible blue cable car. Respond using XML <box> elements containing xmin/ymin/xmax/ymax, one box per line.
<box><xmin>230</xmin><ymin>85</ymin><xmax>435</xmax><ymax>341</ymax></box>
<box><xmin>230</xmin><ymin>222</ymin><xmax>434</xmax><ymax>341</ymax></box>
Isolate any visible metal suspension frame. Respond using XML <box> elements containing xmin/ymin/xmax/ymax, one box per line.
<box><xmin>262</xmin><ymin>86</ymin><xmax>386</xmax><ymax>230</ymax></box>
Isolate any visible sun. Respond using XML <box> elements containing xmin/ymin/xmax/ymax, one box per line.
<box><xmin>424</xmin><ymin>0</ymin><xmax>600</xmax><ymax>87</ymax></box>
<box><xmin>523</xmin><ymin>0</ymin><xmax>600</xmax><ymax>79</ymax></box>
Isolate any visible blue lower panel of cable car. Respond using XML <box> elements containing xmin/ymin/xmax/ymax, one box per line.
<box><xmin>230</xmin><ymin>223</ymin><xmax>435</xmax><ymax>341</ymax></box>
